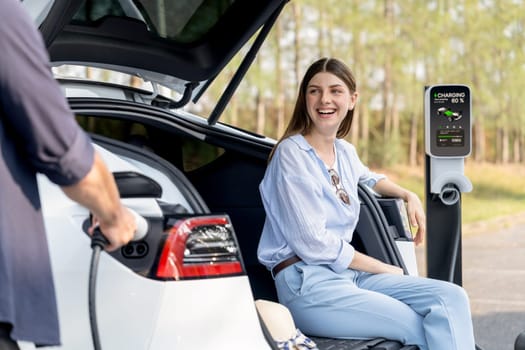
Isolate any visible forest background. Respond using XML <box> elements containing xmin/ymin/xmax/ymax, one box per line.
<box><xmin>57</xmin><ymin>0</ymin><xmax>525</xmax><ymax>226</ymax></box>
<box><xmin>199</xmin><ymin>0</ymin><xmax>525</xmax><ymax>226</ymax></box>
<box><xmin>205</xmin><ymin>0</ymin><xmax>525</xmax><ymax>167</ymax></box>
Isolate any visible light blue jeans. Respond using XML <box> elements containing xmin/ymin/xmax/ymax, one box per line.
<box><xmin>274</xmin><ymin>261</ymin><xmax>475</xmax><ymax>350</ymax></box>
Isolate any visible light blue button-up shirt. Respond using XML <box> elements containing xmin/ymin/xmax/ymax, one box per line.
<box><xmin>257</xmin><ymin>134</ymin><xmax>386</xmax><ymax>274</ymax></box>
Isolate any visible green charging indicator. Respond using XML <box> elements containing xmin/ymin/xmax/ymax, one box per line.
<box><xmin>437</xmin><ymin>129</ymin><xmax>464</xmax><ymax>147</ymax></box>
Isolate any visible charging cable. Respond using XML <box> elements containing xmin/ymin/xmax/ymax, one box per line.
<box><xmin>89</xmin><ymin>228</ymin><xmax>108</xmax><ymax>350</ymax></box>
<box><xmin>434</xmin><ymin>184</ymin><xmax>462</xmax><ymax>283</ymax></box>
<box><xmin>89</xmin><ymin>210</ymin><xmax>148</xmax><ymax>350</ymax></box>
<box><xmin>447</xmin><ymin>201</ymin><xmax>462</xmax><ymax>282</ymax></box>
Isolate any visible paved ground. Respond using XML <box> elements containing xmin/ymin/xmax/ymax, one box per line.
<box><xmin>416</xmin><ymin>212</ymin><xmax>525</xmax><ymax>350</ymax></box>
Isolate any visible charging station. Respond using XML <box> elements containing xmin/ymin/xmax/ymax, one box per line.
<box><xmin>424</xmin><ymin>85</ymin><xmax>472</xmax><ymax>285</ymax></box>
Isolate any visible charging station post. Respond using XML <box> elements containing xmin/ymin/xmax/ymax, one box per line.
<box><xmin>424</xmin><ymin>85</ymin><xmax>472</xmax><ymax>285</ymax></box>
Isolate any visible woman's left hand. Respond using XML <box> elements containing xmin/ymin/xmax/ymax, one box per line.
<box><xmin>405</xmin><ymin>191</ymin><xmax>426</xmax><ymax>245</ymax></box>
<box><xmin>372</xmin><ymin>179</ymin><xmax>426</xmax><ymax>246</ymax></box>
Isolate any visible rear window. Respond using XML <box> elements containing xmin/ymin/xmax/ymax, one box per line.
<box><xmin>76</xmin><ymin>115</ymin><xmax>224</xmax><ymax>172</ymax></box>
<box><xmin>72</xmin><ymin>0</ymin><xmax>235</xmax><ymax>43</ymax></box>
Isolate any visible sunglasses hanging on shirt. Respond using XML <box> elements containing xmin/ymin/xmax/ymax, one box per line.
<box><xmin>328</xmin><ymin>168</ymin><xmax>350</xmax><ymax>205</ymax></box>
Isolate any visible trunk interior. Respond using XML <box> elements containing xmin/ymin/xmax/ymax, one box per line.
<box><xmin>76</xmin><ymin>109</ymin><xmax>416</xmax><ymax>350</ymax></box>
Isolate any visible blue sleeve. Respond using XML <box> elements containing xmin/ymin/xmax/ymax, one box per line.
<box><xmin>0</xmin><ymin>0</ymin><xmax>94</xmax><ymax>186</ymax></box>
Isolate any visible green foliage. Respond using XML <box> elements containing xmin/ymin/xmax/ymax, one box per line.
<box><xmin>462</xmin><ymin>163</ymin><xmax>525</xmax><ymax>223</ymax></box>
<box><xmin>379</xmin><ymin>162</ymin><xmax>525</xmax><ymax>224</ymax></box>
<box><xmin>199</xmin><ymin>0</ymin><xmax>525</xmax><ymax>166</ymax></box>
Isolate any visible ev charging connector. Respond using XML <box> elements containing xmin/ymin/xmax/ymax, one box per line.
<box><xmin>424</xmin><ymin>85</ymin><xmax>472</xmax><ymax>285</ymax></box>
<box><xmin>89</xmin><ymin>210</ymin><xmax>148</xmax><ymax>350</ymax></box>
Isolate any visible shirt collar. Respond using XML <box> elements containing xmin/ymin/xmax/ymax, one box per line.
<box><xmin>289</xmin><ymin>134</ymin><xmax>343</xmax><ymax>153</ymax></box>
<box><xmin>289</xmin><ymin>134</ymin><xmax>312</xmax><ymax>151</ymax></box>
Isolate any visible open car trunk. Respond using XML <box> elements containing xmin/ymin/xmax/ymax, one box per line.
<box><xmin>69</xmin><ymin>100</ymin><xmax>418</xmax><ymax>349</ymax></box>
<box><xmin>29</xmin><ymin>0</ymin><xmax>424</xmax><ymax>346</ymax></box>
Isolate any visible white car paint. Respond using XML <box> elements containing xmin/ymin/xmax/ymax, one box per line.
<box><xmin>395</xmin><ymin>241</ymin><xmax>419</xmax><ymax>277</ymax></box>
<box><xmin>25</xmin><ymin>145</ymin><xmax>270</xmax><ymax>349</ymax></box>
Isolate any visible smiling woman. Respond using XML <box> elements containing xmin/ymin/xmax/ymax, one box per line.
<box><xmin>258</xmin><ymin>57</ymin><xmax>476</xmax><ymax>350</ymax></box>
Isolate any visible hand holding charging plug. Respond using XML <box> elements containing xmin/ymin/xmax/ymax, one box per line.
<box><xmin>88</xmin><ymin>206</ymin><xmax>147</xmax><ymax>251</ymax></box>
<box><xmin>88</xmin><ymin>207</ymin><xmax>148</xmax><ymax>350</ymax></box>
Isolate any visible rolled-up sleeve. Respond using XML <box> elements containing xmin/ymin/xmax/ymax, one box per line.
<box><xmin>329</xmin><ymin>240</ymin><xmax>355</xmax><ymax>273</ymax></box>
<box><xmin>359</xmin><ymin>171</ymin><xmax>386</xmax><ymax>189</ymax></box>
<box><xmin>38</xmin><ymin>127</ymin><xmax>94</xmax><ymax>186</ymax></box>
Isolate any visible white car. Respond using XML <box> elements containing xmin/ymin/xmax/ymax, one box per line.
<box><xmin>21</xmin><ymin>1</ymin><xmax>419</xmax><ymax>349</ymax></box>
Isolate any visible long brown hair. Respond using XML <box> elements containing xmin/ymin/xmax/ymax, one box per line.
<box><xmin>268</xmin><ymin>58</ymin><xmax>357</xmax><ymax>162</ymax></box>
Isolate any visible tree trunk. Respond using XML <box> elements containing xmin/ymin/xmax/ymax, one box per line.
<box><xmin>473</xmin><ymin>113</ymin><xmax>485</xmax><ymax>162</ymax></box>
<box><xmin>256</xmin><ymin>92</ymin><xmax>266</xmax><ymax>135</ymax></box>
<box><xmin>501</xmin><ymin>127</ymin><xmax>510</xmax><ymax>163</ymax></box>
<box><xmin>229</xmin><ymin>95</ymin><xmax>239</xmax><ymax>126</ymax></box>
<box><xmin>382</xmin><ymin>0</ymin><xmax>394</xmax><ymax>164</ymax></box>
<box><xmin>274</xmin><ymin>17</ymin><xmax>285</xmax><ymax>138</ymax></box>
<box><xmin>292</xmin><ymin>2</ymin><xmax>302</xmax><ymax>88</ymax></box>
<box><xmin>351</xmin><ymin>105</ymin><xmax>360</xmax><ymax>144</ymax></box>
<box><xmin>350</xmin><ymin>2</ymin><xmax>362</xmax><ymax>147</ymax></box>
<box><xmin>391</xmin><ymin>91</ymin><xmax>400</xmax><ymax>163</ymax></box>
<box><xmin>495</xmin><ymin>127</ymin><xmax>503</xmax><ymax>163</ymax></box>
<box><xmin>513</xmin><ymin>131</ymin><xmax>521</xmax><ymax>163</ymax></box>
<box><xmin>317</xmin><ymin>2</ymin><xmax>326</xmax><ymax>56</ymax></box>
<box><xmin>409</xmin><ymin>112</ymin><xmax>418</xmax><ymax>167</ymax></box>
<box><xmin>361</xmin><ymin>102</ymin><xmax>370</xmax><ymax>164</ymax></box>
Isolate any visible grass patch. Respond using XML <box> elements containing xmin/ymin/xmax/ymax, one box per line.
<box><xmin>376</xmin><ymin>162</ymin><xmax>525</xmax><ymax>225</ymax></box>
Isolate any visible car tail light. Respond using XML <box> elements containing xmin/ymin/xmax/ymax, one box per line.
<box><xmin>156</xmin><ymin>215</ymin><xmax>244</xmax><ymax>280</ymax></box>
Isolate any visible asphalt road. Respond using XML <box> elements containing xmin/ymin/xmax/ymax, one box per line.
<box><xmin>416</xmin><ymin>213</ymin><xmax>525</xmax><ymax>350</ymax></box>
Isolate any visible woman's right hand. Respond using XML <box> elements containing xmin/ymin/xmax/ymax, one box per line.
<box><xmin>350</xmin><ymin>251</ymin><xmax>404</xmax><ymax>275</ymax></box>
<box><xmin>383</xmin><ymin>264</ymin><xmax>404</xmax><ymax>275</ymax></box>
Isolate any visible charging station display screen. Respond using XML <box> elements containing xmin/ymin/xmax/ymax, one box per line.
<box><xmin>426</xmin><ymin>85</ymin><xmax>471</xmax><ymax>157</ymax></box>
<box><xmin>437</xmin><ymin>129</ymin><xmax>464</xmax><ymax>147</ymax></box>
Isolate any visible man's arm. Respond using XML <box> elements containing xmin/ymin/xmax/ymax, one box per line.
<box><xmin>0</xmin><ymin>0</ymin><xmax>135</xmax><ymax>252</ymax></box>
<box><xmin>61</xmin><ymin>152</ymin><xmax>136</xmax><ymax>251</ymax></box>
